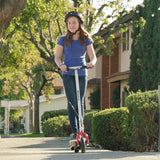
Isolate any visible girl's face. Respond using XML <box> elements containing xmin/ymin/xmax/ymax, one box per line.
<box><xmin>67</xmin><ymin>16</ymin><xmax>80</xmax><ymax>33</ymax></box>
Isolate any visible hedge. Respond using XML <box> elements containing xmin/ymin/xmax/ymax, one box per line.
<box><xmin>84</xmin><ymin>110</ymin><xmax>99</xmax><ymax>138</ymax></box>
<box><xmin>92</xmin><ymin>107</ymin><xmax>131</xmax><ymax>151</ymax></box>
<box><xmin>41</xmin><ymin>109</ymin><xmax>68</xmax><ymax>124</ymax></box>
<box><xmin>41</xmin><ymin>115</ymin><xmax>71</xmax><ymax>137</ymax></box>
<box><xmin>126</xmin><ymin>90</ymin><xmax>158</xmax><ymax>152</ymax></box>
<box><xmin>41</xmin><ymin>90</ymin><xmax>159</xmax><ymax>152</ymax></box>
<box><xmin>41</xmin><ymin>109</ymin><xmax>99</xmax><ymax>137</ymax></box>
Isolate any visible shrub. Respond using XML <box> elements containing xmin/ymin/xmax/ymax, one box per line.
<box><xmin>41</xmin><ymin>109</ymin><xmax>99</xmax><ymax>137</ymax></box>
<box><xmin>126</xmin><ymin>90</ymin><xmax>158</xmax><ymax>152</ymax></box>
<box><xmin>41</xmin><ymin>109</ymin><xmax>68</xmax><ymax>124</ymax></box>
<box><xmin>88</xmin><ymin>87</ymin><xmax>100</xmax><ymax>109</ymax></box>
<box><xmin>84</xmin><ymin>110</ymin><xmax>99</xmax><ymax>138</ymax></box>
<box><xmin>42</xmin><ymin>115</ymin><xmax>71</xmax><ymax>137</ymax></box>
<box><xmin>0</xmin><ymin>128</ymin><xmax>4</xmax><ymax>134</ymax></box>
<box><xmin>92</xmin><ymin>107</ymin><xmax>131</xmax><ymax>151</ymax></box>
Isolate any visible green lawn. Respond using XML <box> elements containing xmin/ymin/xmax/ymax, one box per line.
<box><xmin>1</xmin><ymin>133</ymin><xmax>45</xmax><ymax>137</ymax></box>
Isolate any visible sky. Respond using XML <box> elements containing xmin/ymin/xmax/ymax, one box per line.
<box><xmin>91</xmin><ymin>0</ymin><xmax>144</xmax><ymax>33</ymax></box>
<box><xmin>93</xmin><ymin>0</ymin><xmax>144</xmax><ymax>8</ymax></box>
<box><xmin>92</xmin><ymin>0</ymin><xmax>144</xmax><ymax>13</ymax></box>
<box><xmin>129</xmin><ymin>0</ymin><xmax>144</xmax><ymax>7</ymax></box>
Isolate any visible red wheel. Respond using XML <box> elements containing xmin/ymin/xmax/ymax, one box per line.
<box><xmin>76</xmin><ymin>131</ymin><xmax>89</xmax><ymax>145</ymax></box>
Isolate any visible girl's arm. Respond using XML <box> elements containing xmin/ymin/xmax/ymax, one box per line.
<box><xmin>55</xmin><ymin>44</ymin><xmax>67</xmax><ymax>72</ymax></box>
<box><xmin>86</xmin><ymin>44</ymin><xmax>97</xmax><ymax>68</ymax></box>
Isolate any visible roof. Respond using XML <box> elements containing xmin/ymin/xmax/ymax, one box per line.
<box><xmin>0</xmin><ymin>100</ymin><xmax>28</xmax><ymax>109</ymax></box>
<box><xmin>94</xmin><ymin>3</ymin><xmax>144</xmax><ymax>39</ymax></box>
<box><xmin>52</xmin><ymin>78</ymin><xmax>63</xmax><ymax>89</ymax></box>
<box><xmin>88</xmin><ymin>78</ymin><xmax>101</xmax><ymax>85</ymax></box>
<box><xmin>95</xmin><ymin>11</ymin><xmax>134</xmax><ymax>39</ymax></box>
<box><xmin>0</xmin><ymin>94</ymin><xmax>66</xmax><ymax>109</ymax></box>
<box><xmin>106</xmin><ymin>70</ymin><xmax>130</xmax><ymax>83</ymax></box>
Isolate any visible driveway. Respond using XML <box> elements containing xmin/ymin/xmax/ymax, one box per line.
<box><xmin>0</xmin><ymin>137</ymin><xmax>160</xmax><ymax>160</ymax></box>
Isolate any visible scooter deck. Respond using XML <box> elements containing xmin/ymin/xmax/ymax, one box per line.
<box><xmin>70</xmin><ymin>139</ymin><xmax>77</xmax><ymax>148</ymax></box>
<box><xmin>70</xmin><ymin>139</ymin><xmax>80</xmax><ymax>152</ymax></box>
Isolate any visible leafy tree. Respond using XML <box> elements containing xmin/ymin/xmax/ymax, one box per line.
<box><xmin>13</xmin><ymin>0</ymin><xmax>69</xmax><ymax>77</ymax></box>
<box><xmin>128</xmin><ymin>4</ymin><xmax>146</xmax><ymax>92</ymax></box>
<box><xmin>0</xmin><ymin>25</ymin><xmax>26</xmax><ymax>101</ymax></box>
<box><xmin>13</xmin><ymin>0</ymin><xmax>70</xmax><ymax>133</ymax></box>
<box><xmin>0</xmin><ymin>27</ymin><xmax>16</xmax><ymax>67</ymax></box>
<box><xmin>0</xmin><ymin>0</ymin><xmax>27</xmax><ymax>35</ymax></box>
<box><xmin>1</xmin><ymin>0</ymin><xmax>70</xmax><ymax>134</ymax></box>
<box><xmin>0</xmin><ymin>28</ymin><xmax>56</xmax><ymax>133</ymax></box>
<box><xmin>0</xmin><ymin>0</ymin><xmax>27</xmax><ymax>65</ymax></box>
<box><xmin>133</xmin><ymin>0</ymin><xmax>160</xmax><ymax>91</ymax></box>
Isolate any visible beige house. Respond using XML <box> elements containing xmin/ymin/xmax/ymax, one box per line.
<box><xmin>85</xmin><ymin>56</ymin><xmax>101</xmax><ymax>110</ymax></box>
<box><xmin>98</xmin><ymin>11</ymin><xmax>134</xmax><ymax>109</ymax></box>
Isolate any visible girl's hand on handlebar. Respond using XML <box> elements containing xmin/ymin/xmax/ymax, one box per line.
<box><xmin>86</xmin><ymin>62</ymin><xmax>94</xmax><ymax>69</ymax></box>
<box><xmin>59</xmin><ymin>64</ymin><xmax>67</xmax><ymax>72</ymax></box>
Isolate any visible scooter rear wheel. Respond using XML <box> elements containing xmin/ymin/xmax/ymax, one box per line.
<box><xmin>75</xmin><ymin>148</ymin><xmax>79</xmax><ymax>153</ymax></box>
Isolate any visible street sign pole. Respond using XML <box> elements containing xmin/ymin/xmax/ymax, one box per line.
<box><xmin>158</xmin><ymin>82</ymin><xmax>160</xmax><ymax>152</ymax></box>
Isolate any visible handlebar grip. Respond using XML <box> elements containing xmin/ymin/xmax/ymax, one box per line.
<box><xmin>80</xmin><ymin>66</ymin><xmax>87</xmax><ymax>69</ymax></box>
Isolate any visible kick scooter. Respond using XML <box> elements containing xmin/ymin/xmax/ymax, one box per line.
<box><xmin>67</xmin><ymin>66</ymin><xmax>89</xmax><ymax>153</ymax></box>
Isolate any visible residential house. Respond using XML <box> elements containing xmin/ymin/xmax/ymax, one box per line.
<box><xmin>0</xmin><ymin>94</ymin><xmax>67</xmax><ymax>134</ymax></box>
<box><xmin>96</xmin><ymin>10</ymin><xmax>135</xmax><ymax>109</ymax></box>
<box><xmin>85</xmin><ymin>56</ymin><xmax>101</xmax><ymax>110</ymax></box>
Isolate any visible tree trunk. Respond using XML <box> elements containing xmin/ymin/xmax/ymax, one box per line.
<box><xmin>33</xmin><ymin>94</ymin><xmax>40</xmax><ymax>134</ymax></box>
<box><xmin>29</xmin><ymin>100</ymin><xmax>34</xmax><ymax>133</ymax></box>
<box><xmin>0</xmin><ymin>41</ymin><xmax>9</xmax><ymax>67</ymax></box>
<box><xmin>0</xmin><ymin>0</ymin><xmax>27</xmax><ymax>35</ymax></box>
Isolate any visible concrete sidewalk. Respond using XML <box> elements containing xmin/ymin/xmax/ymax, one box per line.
<box><xmin>0</xmin><ymin>137</ymin><xmax>160</xmax><ymax>160</ymax></box>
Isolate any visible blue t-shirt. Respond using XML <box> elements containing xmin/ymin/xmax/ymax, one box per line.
<box><xmin>57</xmin><ymin>36</ymin><xmax>93</xmax><ymax>76</ymax></box>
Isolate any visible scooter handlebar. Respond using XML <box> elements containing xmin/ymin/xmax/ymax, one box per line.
<box><xmin>67</xmin><ymin>65</ymin><xmax>87</xmax><ymax>70</ymax></box>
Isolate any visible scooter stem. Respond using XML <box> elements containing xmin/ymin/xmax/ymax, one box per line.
<box><xmin>74</xmin><ymin>69</ymin><xmax>84</xmax><ymax>132</ymax></box>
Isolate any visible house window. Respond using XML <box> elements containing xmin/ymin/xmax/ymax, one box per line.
<box><xmin>122</xmin><ymin>29</ymin><xmax>129</xmax><ymax>51</ymax></box>
<box><xmin>54</xmin><ymin>89</ymin><xmax>62</xmax><ymax>94</ymax></box>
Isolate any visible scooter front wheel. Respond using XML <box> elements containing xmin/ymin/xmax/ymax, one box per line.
<box><xmin>80</xmin><ymin>137</ymin><xmax>86</xmax><ymax>153</ymax></box>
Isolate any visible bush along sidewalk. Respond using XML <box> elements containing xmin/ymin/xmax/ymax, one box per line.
<box><xmin>41</xmin><ymin>109</ymin><xmax>99</xmax><ymax>137</ymax></box>
<box><xmin>92</xmin><ymin>107</ymin><xmax>131</xmax><ymax>151</ymax></box>
<box><xmin>41</xmin><ymin>109</ymin><xmax>68</xmax><ymax>124</ymax></box>
<box><xmin>126</xmin><ymin>90</ymin><xmax>158</xmax><ymax>152</ymax></box>
<box><xmin>41</xmin><ymin>115</ymin><xmax>71</xmax><ymax>137</ymax></box>
<box><xmin>41</xmin><ymin>90</ymin><xmax>159</xmax><ymax>152</ymax></box>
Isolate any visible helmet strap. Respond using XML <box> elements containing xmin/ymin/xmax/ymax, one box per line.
<box><xmin>68</xmin><ymin>26</ymin><xmax>81</xmax><ymax>35</ymax></box>
<box><xmin>68</xmin><ymin>29</ymin><xmax>78</xmax><ymax>35</ymax></box>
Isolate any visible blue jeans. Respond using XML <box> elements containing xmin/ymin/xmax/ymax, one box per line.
<box><xmin>63</xmin><ymin>75</ymin><xmax>87</xmax><ymax>133</ymax></box>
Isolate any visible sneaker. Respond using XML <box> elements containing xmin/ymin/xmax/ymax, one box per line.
<box><xmin>70</xmin><ymin>133</ymin><xmax>77</xmax><ymax>148</ymax></box>
<box><xmin>70</xmin><ymin>133</ymin><xmax>77</xmax><ymax>141</ymax></box>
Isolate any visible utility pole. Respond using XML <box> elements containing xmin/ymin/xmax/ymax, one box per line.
<box><xmin>158</xmin><ymin>82</ymin><xmax>160</xmax><ymax>152</ymax></box>
<box><xmin>4</xmin><ymin>101</ymin><xmax>10</xmax><ymax>136</ymax></box>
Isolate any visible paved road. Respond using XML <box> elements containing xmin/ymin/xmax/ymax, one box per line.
<box><xmin>0</xmin><ymin>137</ymin><xmax>160</xmax><ymax>160</ymax></box>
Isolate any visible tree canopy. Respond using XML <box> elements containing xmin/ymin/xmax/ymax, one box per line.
<box><xmin>129</xmin><ymin>0</ymin><xmax>160</xmax><ymax>92</ymax></box>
